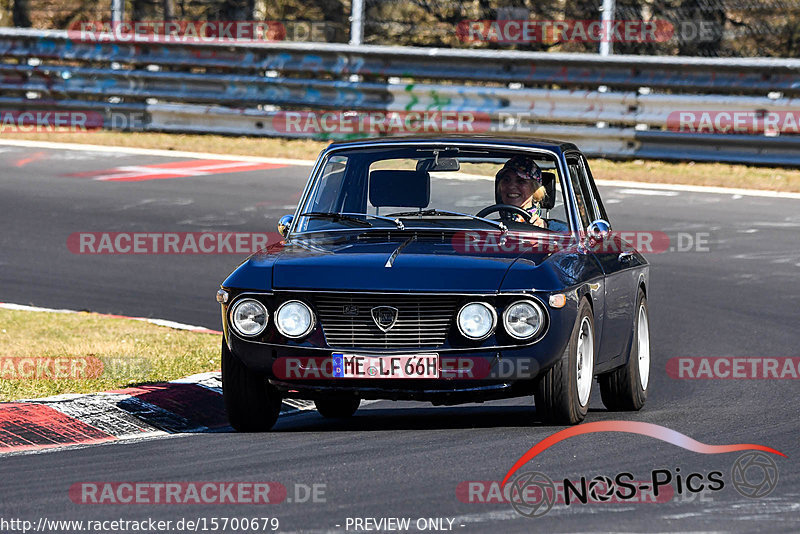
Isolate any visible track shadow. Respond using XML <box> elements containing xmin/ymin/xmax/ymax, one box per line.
<box><xmin>273</xmin><ymin>404</ymin><xmax>556</xmax><ymax>432</ymax></box>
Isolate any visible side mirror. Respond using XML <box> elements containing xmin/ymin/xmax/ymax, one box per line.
<box><xmin>277</xmin><ymin>214</ymin><xmax>294</xmax><ymax>237</ymax></box>
<box><xmin>587</xmin><ymin>219</ymin><xmax>611</xmax><ymax>240</ymax></box>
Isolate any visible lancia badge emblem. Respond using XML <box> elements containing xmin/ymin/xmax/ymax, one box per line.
<box><xmin>371</xmin><ymin>306</ymin><xmax>398</xmax><ymax>332</ymax></box>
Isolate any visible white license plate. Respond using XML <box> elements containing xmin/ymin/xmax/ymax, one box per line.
<box><xmin>331</xmin><ymin>353</ymin><xmax>439</xmax><ymax>379</ymax></box>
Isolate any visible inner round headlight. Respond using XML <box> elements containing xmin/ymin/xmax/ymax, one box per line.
<box><xmin>231</xmin><ymin>298</ymin><xmax>268</xmax><ymax>337</ymax></box>
<box><xmin>275</xmin><ymin>300</ymin><xmax>315</xmax><ymax>339</ymax></box>
<box><xmin>457</xmin><ymin>302</ymin><xmax>497</xmax><ymax>340</ymax></box>
<box><xmin>503</xmin><ymin>300</ymin><xmax>545</xmax><ymax>340</ymax></box>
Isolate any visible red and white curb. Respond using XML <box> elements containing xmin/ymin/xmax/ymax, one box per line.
<box><xmin>0</xmin><ymin>302</ymin><xmax>381</xmax><ymax>455</ymax></box>
<box><xmin>0</xmin><ymin>371</ymin><xmax>318</xmax><ymax>457</ymax></box>
<box><xmin>0</xmin><ymin>303</ymin><xmax>320</xmax><ymax>456</ymax></box>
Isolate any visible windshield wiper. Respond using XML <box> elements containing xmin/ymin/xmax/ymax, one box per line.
<box><xmin>300</xmin><ymin>212</ymin><xmax>405</xmax><ymax>230</ymax></box>
<box><xmin>340</xmin><ymin>212</ymin><xmax>405</xmax><ymax>230</ymax></box>
<box><xmin>300</xmin><ymin>212</ymin><xmax>372</xmax><ymax>227</ymax></box>
<box><xmin>389</xmin><ymin>209</ymin><xmax>507</xmax><ymax>233</ymax></box>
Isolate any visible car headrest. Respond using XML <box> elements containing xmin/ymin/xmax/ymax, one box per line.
<box><xmin>540</xmin><ymin>171</ymin><xmax>557</xmax><ymax>210</ymax></box>
<box><xmin>369</xmin><ymin>170</ymin><xmax>430</xmax><ymax>208</ymax></box>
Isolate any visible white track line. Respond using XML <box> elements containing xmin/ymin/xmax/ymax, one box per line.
<box><xmin>0</xmin><ymin>139</ymin><xmax>315</xmax><ymax>166</ymax></box>
<box><xmin>0</xmin><ymin>302</ymin><xmax>220</xmax><ymax>334</ymax></box>
<box><xmin>3</xmin><ymin>138</ymin><xmax>800</xmax><ymax>199</ymax></box>
<box><xmin>595</xmin><ymin>179</ymin><xmax>800</xmax><ymax>199</ymax></box>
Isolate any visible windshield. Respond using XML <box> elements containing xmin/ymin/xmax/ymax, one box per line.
<box><xmin>294</xmin><ymin>146</ymin><xmax>571</xmax><ymax>234</ymax></box>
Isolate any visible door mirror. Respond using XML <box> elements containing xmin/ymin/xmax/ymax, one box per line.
<box><xmin>587</xmin><ymin>219</ymin><xmax>611</xmax><ymax>240</ymax></box>
<box><xmin>277</xmin><ymin>214</ymin><xmax>294</xmax><ymax>237</ymax></box>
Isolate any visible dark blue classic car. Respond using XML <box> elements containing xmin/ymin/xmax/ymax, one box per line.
<box><xmin>217</xmin><ymin>137</ymin><xmax>650</xmax><ymax>430</ymax></box>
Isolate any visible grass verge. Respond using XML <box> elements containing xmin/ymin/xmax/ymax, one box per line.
<box><xmin>0</xmin><ymin>308</ymin><xmax>220</xmax><ymax>401</ymax></box>
<box><xmin>7</xmin><ymin>131</ymin><xmax>800</xmax><ymax>193</ymax></box>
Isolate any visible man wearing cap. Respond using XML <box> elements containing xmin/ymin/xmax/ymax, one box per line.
<box><xmin>495</xmin><ymin>155</ymin><xmax>548</xmax><ymax>228</ymax></box>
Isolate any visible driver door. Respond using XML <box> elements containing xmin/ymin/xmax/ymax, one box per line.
<box><xmin>567</xmin><ymin>154</ymin><xmax>637</xmax><ymax>365</ymax></box>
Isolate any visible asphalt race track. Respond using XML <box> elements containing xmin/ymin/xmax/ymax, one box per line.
<box><xmin>1</xmin><ymin>143</ymin><xmax>799</xmax><ymax>533</ymax></box>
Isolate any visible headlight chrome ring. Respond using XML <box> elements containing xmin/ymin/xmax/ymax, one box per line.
<box><xmin>275</xmin><ymin>300</ymin><xmax>316</xmax><ymax>339</ymax></box>
<box><xmin>502</xmin><ymin>299</ymin><xmax>545</xmax><ymax>340</ymax></box>
<box><xmin>456</xmin><ymin>301</ymin><xmax>497</xmax><ymax>341</ymax></box>
<box><xmin>230</xmin><ymin>298</ymin><xmax>269</xmax><ymax>337</ymax></box>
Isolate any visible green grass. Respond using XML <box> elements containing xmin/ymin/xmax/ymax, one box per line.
<box><xmin>0</xmin><ymin>308</ymin><xmax>221</xmax><ymax>401</ymax></box>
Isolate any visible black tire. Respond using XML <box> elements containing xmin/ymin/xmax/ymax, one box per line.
<box><xmin>599</xmin><ymin>290</ymin><xmax>649</xmax><ymax>411</ymax></box>
<box><xmin>314</xmin><ymin>397</ymin><xmax>361</xmax><ymax>418</ymax></box>
<box><xmin>534</xmin><ymin>298</ymin><xmax>595</xmax><ymax>425</ymax></box>
<box><xmin>221</xmin><ymin>340</ymin><xmax>282</xmax><ymax>432</ymax></box>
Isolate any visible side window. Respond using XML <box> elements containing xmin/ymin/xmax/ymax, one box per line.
<box><xmin>566</xmin><ymin>156</ymin><xmax>597</xmax><ymax>230</ymax></box>
<box><xmin>308</xmin><ymin>155</ymin><xmax>348</xmax><ymax>213</ymax></box>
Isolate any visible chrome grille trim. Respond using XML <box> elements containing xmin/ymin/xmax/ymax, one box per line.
<box><xmin>311</xmin><ymin>293</ymin><xmax>458</xmax><ymax>349</ymax></box>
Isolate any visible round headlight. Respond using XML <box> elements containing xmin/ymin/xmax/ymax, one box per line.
<box><xmin>457</xmin><ymin>302</ymin><xmax>497</xmax><ymax>340</ymax></box>
<box><xmin>231</xmin><ymin>299</ymin><xmax>268</xmax><ymax>337</ymax></box>
<box><xmin>275</xmin><ymin>300</ymin><xmax>315</xmax><ymax>339</ymax></box>
<box><xmin>503</xmin><ymin>300</ymin><xmax>545</xmax><ymax>340</ymax></box>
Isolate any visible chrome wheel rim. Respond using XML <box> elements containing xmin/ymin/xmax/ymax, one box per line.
<box><xmin>637</xmin><ymin>304</ymin><xmax>650</xmax><ymax>390</ymax></box>
<box><xmin>576</xmin><ymin>316</ymin><xmax>594</xmax><ymax>407</ymax></box>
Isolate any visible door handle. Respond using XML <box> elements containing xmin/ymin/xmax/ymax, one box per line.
<box><xmin>618</xmin><ymin>251</ymin><xmax>636</xmax><ymax>262</ymax></box>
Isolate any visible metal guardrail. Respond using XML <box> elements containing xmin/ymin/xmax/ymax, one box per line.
<box><xmin>2</xmin><ymin>27</ymin><xmax>800</xmax><ymax>166</ymax></box>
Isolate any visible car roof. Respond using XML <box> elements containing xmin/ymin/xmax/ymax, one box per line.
<box><xmin>325</xmin><ymin>135</ymin><xmax>579</xmax><ymax>154</ymax></box>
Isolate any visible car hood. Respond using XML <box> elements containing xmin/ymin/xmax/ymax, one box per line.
<box><xmin>271</xmin><ymin>236</ymin><xmax>552</xmax><ymax>292</ymax></box>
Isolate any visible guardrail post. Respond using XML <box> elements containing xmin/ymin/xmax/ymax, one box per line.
<box><xmin>350</xmin><ymin>0</ymin><xmax>364</xmax><ymax>45</ymax></box>
<box><xmin>111</xmin><ymin>0</ymin><xmax>124</xmax><ymax>29</ymax></box>
<box><xmin>599</xmin><ymin>0</ymin><xmax>615</xmax><ymax>56</ymax></box>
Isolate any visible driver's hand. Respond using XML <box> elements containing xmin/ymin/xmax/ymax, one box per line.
<box><xmin>530</xmin><ymin>213</ymin><xmax>547</xmax><ymax>228</ymax></box>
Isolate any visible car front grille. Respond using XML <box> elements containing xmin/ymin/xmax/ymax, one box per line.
<box><xmin>312</xmin><ymin>293</ymin><xmax>458</xmax><ymax>349</ymax></box>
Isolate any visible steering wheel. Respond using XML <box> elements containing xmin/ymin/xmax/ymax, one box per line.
<box><xmin>476</xmin><ymin>204</ymin><xmax>532</xmax><ymax>221</ymax></box>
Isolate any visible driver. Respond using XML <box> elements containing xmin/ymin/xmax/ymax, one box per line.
<box><xmin>495</xmin><ymin>155</ymin><xmax>547</xmax><ymax>228</ymax></box>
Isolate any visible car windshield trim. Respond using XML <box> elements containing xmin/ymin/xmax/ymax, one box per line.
<box><xmin>288</xmin><ymin>225</ymin><xmax>560</xmax><ymax>240</ymax></box>
<box><xmin>289</xmin><ymin>142</ymin><xmax>577</xmax><ymax>236</ymax></box>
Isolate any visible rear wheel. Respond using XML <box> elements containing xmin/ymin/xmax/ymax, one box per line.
<box><xmin>314</xmin><ymin>397</ymin><xmax>361</xmax><ymax>418</ymax></box>
<box><xmin>221</xmin><ymin>340</ymin><xmax>282</xmax><ymax>431</ymax></box>
<box><xmin>534</xmin><ymin>298</ymin><xmax>595</xmax><ymax>425</ymax></box>
<box><xmin>599</xmin><ymin>289</ymin><xmax>650</xmax><ymax>411</ymax></box>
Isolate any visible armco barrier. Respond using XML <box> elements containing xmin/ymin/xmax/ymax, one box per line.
<box><xmin>2</xmin><ymin>27</ymin><xmax>800</xmax><ymax>166</ymax></box>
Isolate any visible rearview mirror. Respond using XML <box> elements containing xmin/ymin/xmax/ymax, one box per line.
<box><xmin>416</xmin><ymin>158</ymin><xmax>460</xmax><ymax>172</ymax></box>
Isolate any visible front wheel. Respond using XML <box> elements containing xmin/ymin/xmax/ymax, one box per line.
<box><xmin>599</xmin><ymin>289</ymin><xmax>650</xmax><ymax>411</ymax></box>
<box><xmin>221</xmin><ymin>340</ymin><xmax>282</xmax><ymax>431</ymax></box>
<box><xmin>314</xmin><ymin>397</ymin><xmax>360</xmax><ymax>418</ymax></box>
<box><xmin>534</xmin><ymin>298</ymin><xmax>595</xmax><ymax>424</ymax></box>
